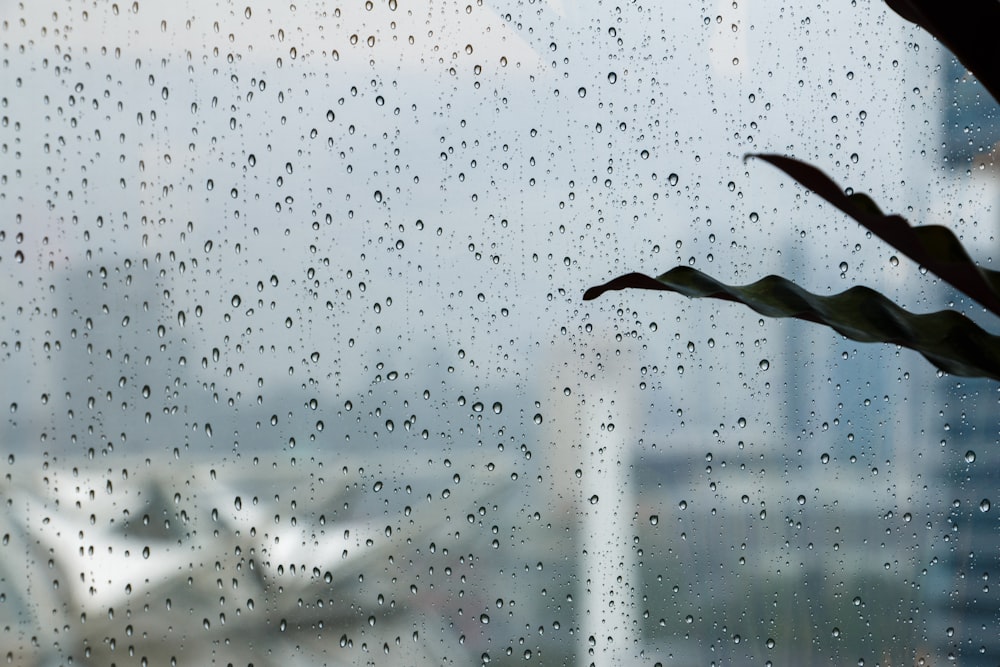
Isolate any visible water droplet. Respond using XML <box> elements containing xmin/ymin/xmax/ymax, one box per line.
<box><xmin>607</xmin><ymin>72</ymin><xmax>617</xmax><ymax>84</ymax></box>
<box><xmin>839</xmin><ymin>261</ymin><xmax>849</xmax><ymax>273</ymax></box>
<box><xmin>737</xmin><ymin>417</ymin><xmax>746</xmax><ymax>428</ymax></box>
<box><xmin>577</xmin><ymin>87</ymin><xmax>586</xmax><ymax>98</ymax></box>
<box><xmin>820</xmin><ymin>452</ymin><xmax>830</xmax><ymax>464</ymax></box>
<box><xmin>667</xmin><ymin>173</ymin><xmax>679</xmax><ymax>186</ymax></box>
<box><xmin>533</xmin><ymin>413</ymin><xmax>543</xmax><ymax>425</ymax></box>
<box><xmin>649</xmin><ymin>515</ymin><xmax>659</xmax><ymax>525</ymax></box>
<box><xmin>980</xmin><ymin>498</ymin><xmax>991</xmax><ymax>513</ymax></box>
<box><xmin>797</xmin><ymin>495</ymin><xmax>806</xmax><ymax>505</ymax></box>
<box><xmin>850</xmin><ymin>153</ymin><xmax>859</xmax><ymax>163</ymax></box>
<box><xmin>965</xmin><ymin>450</ymin><xmax>976</xmax><ymax>463</ymax></box>
<box><xmin>589</xmin><ymin>495</ymin><xmax>599</xmax><ymax>505</ymax></box>
<box><xmin>480</xmin><ymin>613</ymin><xmax>490</xmax><ymax>624</ymax></box>
<box><xmin>758</xmin><ymin>359</ymin><xmax>770</xmax><ymax>371</ymax></box>
<box><xmin>492</xmin><ymin>401</ymin><xmax>503</xmax><ymax>414</ymax></box>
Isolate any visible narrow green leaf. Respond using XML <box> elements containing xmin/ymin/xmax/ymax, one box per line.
<box><xmin>584</xmin><ymin>267</ymin><xmax>1000</xmax><ymax>381</ymax></box>
<box><xmin>748</xmin><ymin>153</ymin><xmax>1000</xmax><ymax>319</ymax></box>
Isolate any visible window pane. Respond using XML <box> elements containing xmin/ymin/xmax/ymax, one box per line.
<box><xmin>2</xmin><ymin>2</ymin><xmax>997</xmax><ymax>666</ymax></box>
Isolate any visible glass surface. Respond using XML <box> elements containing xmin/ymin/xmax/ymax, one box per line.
<box><xmin>1</xmin><ymin>2</ymin><xmax>997</xmax><ymax>666</ymax></box>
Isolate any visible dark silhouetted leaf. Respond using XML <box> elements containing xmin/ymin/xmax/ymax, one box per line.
<box><xmin>884</xmin><ymin>0</ymin><xmax>1000</xmax><ymax>103</ymax></box>
<box><xmin>584</xmin><ymin>267</ymin><xmax>1000</xmax><ymax>381</ymax></box>
<box><xmin>748</xmin><ymin>153</ymin><xmax>1000</xmax><ymax>319</ymax></box>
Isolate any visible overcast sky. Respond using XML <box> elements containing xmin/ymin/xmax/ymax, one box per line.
<box><xmin>2</xmin><ymin>0</ymin><xmax>975</xmax><ymax>457</ymax></box>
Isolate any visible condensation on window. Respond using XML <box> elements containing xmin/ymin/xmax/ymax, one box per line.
<box><xmin>1</xmin><ymin>2</ymin><xmax>997</xmax><ymax>666</ymax></box>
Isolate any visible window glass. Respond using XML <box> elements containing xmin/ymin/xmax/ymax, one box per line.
<box><xmin>2</xmin><ymin>2</ymin><xmax>997</xmax><ymax>666</ymax></box>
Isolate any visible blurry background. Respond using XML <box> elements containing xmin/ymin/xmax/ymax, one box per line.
<box><xmin>1</xmin><ymin>1</ymin><xmax>998</xmax><ymax>665</ymax></box>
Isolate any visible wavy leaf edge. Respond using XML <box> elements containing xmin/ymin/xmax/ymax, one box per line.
<box><xmin>584</xmin><ymin>266</ymin><xmax>1000</xmax><ymax>381</ymax></box>
<box><xmin>745</xmin><ymin>153</ymin><xmax>1000</xmax><ymax>319</ymax></box>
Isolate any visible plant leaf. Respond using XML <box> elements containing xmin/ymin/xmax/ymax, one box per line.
<box><xmin>883</xmin><ymin>0</ymin><xmax>1000</xmax><ymax>104</ymax></box>
<box><xmin>583</xmin><ymin>267</ymin><xmax>1000</xmax><ymax>381</ymax></box>
<box><xmin>748</xmin><ymin>153</ymin><xmax>1000</xmax><ymax>319</ymax></box>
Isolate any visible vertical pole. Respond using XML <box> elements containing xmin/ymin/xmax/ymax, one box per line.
<box><xmin>580</xmin><ymin>383</ymin><xmax>636</xmax><ymax>667</ymax></box>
